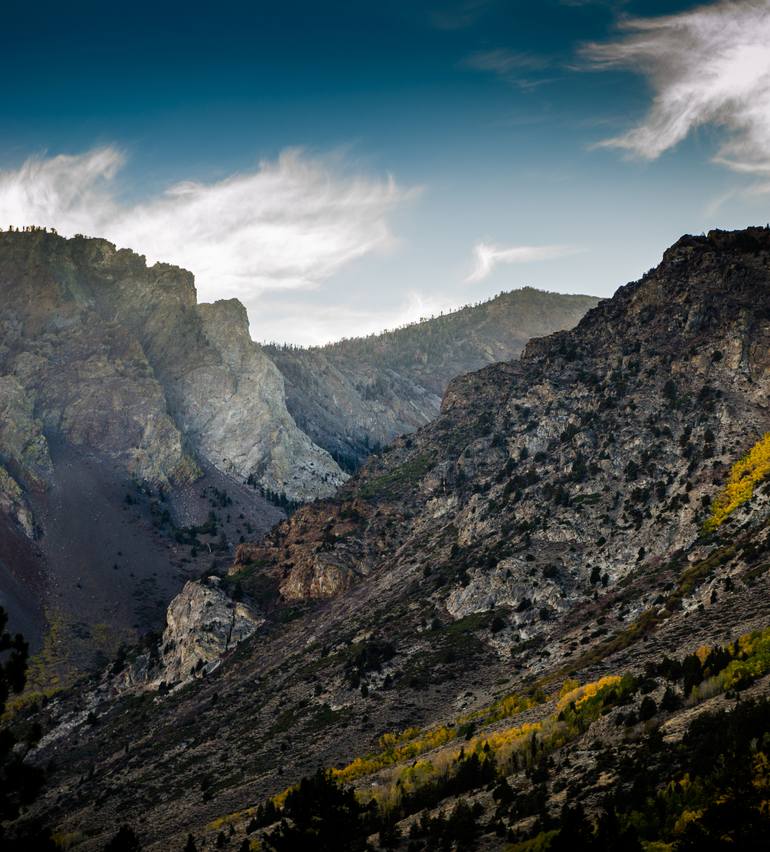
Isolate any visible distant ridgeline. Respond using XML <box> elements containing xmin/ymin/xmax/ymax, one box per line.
<box><xmin>266</xmin><ymin>287</ymin><xmax>599</xmax><ymax>472</ymax></box>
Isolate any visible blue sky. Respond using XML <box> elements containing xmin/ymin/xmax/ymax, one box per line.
<box><xmin>1</xmin><ymin>0</ymin><xmax>769</xmax><ymax>343</ymax></box>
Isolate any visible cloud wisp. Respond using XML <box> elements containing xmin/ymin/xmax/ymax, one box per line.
<box><xmin>0</xmin><ymin>146</ymin><xmax>414</xmax><ymax>307</ymax></box>
<box><xmin>466</xmin><ymin>241</ymin><xmax>581</xmax><ymax>283</ymax></box>
<box><xmin>430</xmin><ymin>0</ymin><xmax>491</xmax><ymax>31</ymax></box>
<box><xmin>583</xmin><ymin>0</ymin><xmax>770</xmax><ymax>181</ymax></box>
<box><xmin>462</xmin><ymin>48</ymin><xmax>553</xmax><ymax>89</ymax></box>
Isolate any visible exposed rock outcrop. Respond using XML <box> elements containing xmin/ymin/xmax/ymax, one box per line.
<box><xmin>0</xmin><ymin>231</ymin><xmax>343</xmax><ymax>500</ymax></box>
<box><xmin>156</xmin><ymin>576</ymin><xmax>263</xmax><ymax>686</ymax></box>
<box><xmin>118</xmin><ymin>576</ymin><xmax>264</xmax><ymax>692</ymax></box>
<box><xmin>0</xmin><ymin>374</ymin><xmax>52</xmax><ymax>487</ymax></box>
<box><xmin>168</xmin><ymin>299</ymin><xmax>345</xmax><ymax>501</ymax></box>
<box><xmin>0</xmin><ymin>235</ymin><xmax>195</xmax><ymax>486</ymax></box>
<box><xmin>0</xmin><ymin>464</ymin><xmax>34</xmax><ymax>538</ymax></box>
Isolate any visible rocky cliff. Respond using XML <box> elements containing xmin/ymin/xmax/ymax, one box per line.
<box><xmin>16</xmin><ymin>228</ymin><xmax>770</xmax><ymax>850</ymax></box>
<box><xmin>0</xmin><ymin>231</ymin><xmax>337</xmax><ymax>681</ymax></box>
<box><xmin>0</xmin><ymin>231</ymin><xmax>344</xmax><ymax>502</ymax></box>
<box><xmin>137</xmin><ymin>575</ymin><xmax>264</xmax><ymax>690</ymax></box>
<box><xmin>266</xmin><ymin>288</ymin><xmax>598</xmax><ymax>470</ymax></box>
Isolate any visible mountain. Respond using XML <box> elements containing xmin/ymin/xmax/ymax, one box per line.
<box><xmin>0</xmin><ymin>232</ymin><xmax>595</xmax><ymax>694</ymax></box>
<box><xmin>265</xmin><ymin>288</ymin><xmax>599</xmax><ymax>471</ymax></box>
<box><xmin>12</xmin><ymin>228</ymin><xmax>770</xmax><ymax>849</ymax></box>
<box><xmin>0</xmin><ymin>230</ymin><xmax>340</xmax><ymax>678</ymax></box>
<box><xmin>0</xmin><ymin>231</ymin><xmax>345</xmax><ymax>500</ymax></box>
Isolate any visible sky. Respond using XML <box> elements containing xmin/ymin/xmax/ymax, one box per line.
<box><xmin>1</xmin><ymin>0</ymin><xmax>769</xmax><ymax>345</ymax></box>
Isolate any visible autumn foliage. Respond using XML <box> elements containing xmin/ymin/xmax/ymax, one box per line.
<box><xmin>705</xmin><ymin>432</ymin><xmax>770</xmax><ymax>530</ymax></box>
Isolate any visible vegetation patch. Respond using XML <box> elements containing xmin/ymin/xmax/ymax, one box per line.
<box><xmin>229</xmin><ymin>621</ymin><xmax>770</xmax><ymax>851</ymax></box>
<box><xmin>705</xmin><ymin>432</ymin><xmax>770</xmax><ymax>530</ymax></box>
<box><xmin>359</xmin><ymin>455</ymin><xmax>435</xmax><ymax>499</ymax></box>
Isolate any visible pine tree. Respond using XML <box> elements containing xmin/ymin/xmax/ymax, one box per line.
<box><xmin>0</xmin><ymin>607</ymin><xmax>55</xmax><ymax>850</ymax></box>
<box><xmin>103</xmin><ymin>825</ymin><xmax>141</xmax><ymax>851</ymax></box>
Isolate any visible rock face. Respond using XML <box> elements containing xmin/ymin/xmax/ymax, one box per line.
<box><xmin>157</xmin><ymin>577</ymin><xmax>263</xmax><ymax>686</ymax></box>
<box><xmin>170</xmin><ymin>299</ymin><xmax>345</xmax><ymax>501</ymax></box>
<box><xmin>266</xmin><ymin>288</ymin><xmax>598</xmax><ymax>470</ymax></box>
<box><xmin>20</xmin><ymin>228</ymin><xmax>770</xmax><ymax>850</ymax></box>
<box><xmin>0</xmin><ymin>231</ymin><xmax>336</xmax><ymax>675</ymax></box>
<box><xmin>0</xmin><ymin>231</ymin><xmax>343</xmax><ymax>502</ymax></box>
<box><xmin>0</xmin><ymin>465</ymin><xmax>34</xmax><ymax>538</ymax></box>
<box><xmin>120</xmin><ymin>576</ymin><xmax>264</xmax><ymax>691</ymax></box>
<box><xmin>233</xmin><ymin>498</ymin><xmax>371</xmax><ymax>601</ymax></box>
<box><xmin>0</xmin><ymin>375</ymin><xmax>52</xmax><ymax>486</ymax></box>
<box><xmin>0</xmin><ymin>235</ymin><xmax>191</xmax><ymax>490</ymax></box>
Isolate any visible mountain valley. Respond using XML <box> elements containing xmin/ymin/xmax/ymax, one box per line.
<box><xmin>4</xmin><ymin>227</ymin><xmax>770</xmax><ymax>850</ymax></box>
<box><xmin>0</xmin><ymin>231</ymin><xmax>593</xmax><ymax>693</ymax></box>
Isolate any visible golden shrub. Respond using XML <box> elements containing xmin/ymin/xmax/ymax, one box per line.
<box><xmin>706</xmin><ymin>432</ymin><xmax>770</xmax><ymax>530</ymax></box>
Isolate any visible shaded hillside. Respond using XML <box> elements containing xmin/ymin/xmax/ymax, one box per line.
<box><xmin>13</xmin><ymin>228</ymin><xmax>770</xmax><ymax>850</ymax></box>
<box><xmin>266</xmin><ymin>288</ymin><xmax>598</xmax><ymax>470</ymax></box>
<box><xmin>0</xmin><ymin>231</ymin><xmax>333</xmax><ymax>676</ymax></box>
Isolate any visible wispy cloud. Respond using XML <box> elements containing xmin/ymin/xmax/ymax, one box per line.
<box><xmin>431</xmin><ymin>0</ymin><xmax>491</xmax><ymax>31</ymax></box>
<box><xmin>0</xmin><ymin>146</ymin><xmax>416</xmax><ymax>305</ymax></box>
<box><xmin>462</xmin><ymin>48</ymin><xmax>552</xmax><ymax>89</ymax></box>
<box><xmin>583</xmin><ymin>0</ymin><xmax>770</xmax><ymax>183</ymax></box>
<box><xmin>466</xmin><ymin>241</ymin><xmax>581</xmax><ymax>283</ymax></box>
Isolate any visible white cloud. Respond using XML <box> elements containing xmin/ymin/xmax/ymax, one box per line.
<box><xmin>0</xmin><ymin>146</ymin><xmax>415</xmax><ymax>304</ymax></box>
<box><xmin>583</xmin><ymin>0</ymin><xmax>770</xmax><ymax>179</ymax></box>
<box><xmin>466</xmin><ymin>241</ymin><xmax>581</xmax><ymax>283</ymax></box>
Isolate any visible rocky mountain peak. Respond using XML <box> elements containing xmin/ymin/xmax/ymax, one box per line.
<box><xmin>0</xmin><ymin>230</ymin><xmax>344</xmax><ymax>497</ymax></box>
<box><xmin>523</xmin><ymin>226</ymin><xmax>770</xmax><ymax>366</ymax></box>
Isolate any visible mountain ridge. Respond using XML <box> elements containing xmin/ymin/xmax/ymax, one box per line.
<box><xmin>0</xmin><ymin>230</ymin><xmax>596</xmax><ymax>692</ymax></box>
<box><xmin>12</xmin><ymin>227</ymin><xmax>770</xmax><ymax>850</ymax></box>
<box><xmin>266</xmin><ymin>287</ymin><xmax>599</xmax><ymax>470</ymax></box>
